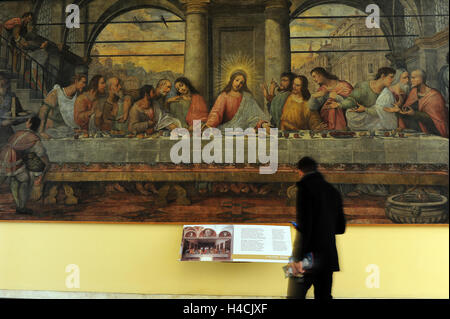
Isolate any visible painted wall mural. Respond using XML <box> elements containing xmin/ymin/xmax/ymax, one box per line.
<box><xmin>0</xmin><ymin>0</ymin><xmax>448</xmax><ymax>224</ymax></box>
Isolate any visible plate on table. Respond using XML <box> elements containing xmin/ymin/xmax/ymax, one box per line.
<box><xmin>329</xmin><ymin>131</ymin><xmax>356</xmax><ymax>138</ymax></box>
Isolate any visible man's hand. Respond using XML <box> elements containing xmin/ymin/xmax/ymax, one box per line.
<box><xmin>167</xmin><ymin>96</ymin><xmax>181</xmax><ymax>103</ymax></box>
<box><xmin>329</xmin><ymin>91</ymin><xmax>338</xmax><ymax>99</ymax></box>
<box><xmin>326</xmin><ymin>101</ymin><xmax>340</xmax><ymax>109</ymax></box>
<box><xmin>269</xmin><ymin>79</ymin><xmax>278</xmax><ymax>96</ymax></box>
<box><xmin>353</xmin><ymin>103</ymin><xmax>366</xmax><ymax>113</ymax></box>
<box><xmin>290</xmin><ymin>261</ymin><xmax>304</xmax><ymax>276</ymax></box>
<box><xmin>262</xmin><ymin>84</ymin><xmax>269</xmax><ymax>100</ymax></box>
<box><xmin>40</xmin><ymin>132</ymin><xmax>51</xmax><ymax>139</ymax></box>
<box><xmin>168</xmin><ymin>123</ymin><xmax>178</xmax><ymax>130</ymax></box>
<box><xmin>317</xmin><ymin>122</ymin><xmax>328</xmax><ymax>130</ymax></box>
<box><xmin>262</xmin><ymin>122</ymin><xmax>271</xmax><ymax>135</ymax></box>
<box><xmin>40</xmin><ymin>41</ymin><xmax>48</xmax><ymax>49</ymax></box>
<box><xmin>383</xmin><ymin>105</ymin><xmax>401</xmax><ymax>113</ymax></box>
<box><xmin>399</xmin><ymin>106</ymin><xmax>415</xmax><ymax>116</ymax></box>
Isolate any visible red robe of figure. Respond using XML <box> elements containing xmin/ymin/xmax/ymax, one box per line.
<box><xmin>317</xmin><ymin>81</ymin><xmax>353</xmax><ymax>130</ymax></box>
<box><xmin>400</xmin><ymin>87</ymin><xmax>448</xmax><ymax>138</ymax></box>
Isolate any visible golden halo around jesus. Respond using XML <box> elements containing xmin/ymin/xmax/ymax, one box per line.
<box><xmin>215</xmin><ymin>51</ymin><xmax>261</xmax><ymax>95</ymax></box>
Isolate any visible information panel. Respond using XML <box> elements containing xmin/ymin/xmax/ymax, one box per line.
<box><xmin>180</xmin><ymin>225</ymin><xmax>292</xmax><ymax>263</ymax></box>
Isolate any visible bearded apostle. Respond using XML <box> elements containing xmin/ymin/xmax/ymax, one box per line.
<box><xmin>74</xmin><ymin>75</ymin><xmax>106</xmax><ymax>132</ymax></box>
<box><xmin>128</xmin><ymin>85</ymin><xmax>180</xmax><ymax>135</ymax></box>
<box><xmin>280</xmin><ymin>75</ymin><xmax>326</xmax><ymax>131</ymax></box>
<box><xmin>262</xmin><ymin>72</ymin><xmax>296</xmax><ymax>128</ymax></box>
<box><xmin>398</xmin><ymin>69</ymin><xmax>448</xmax><ymax>137</ymax></box>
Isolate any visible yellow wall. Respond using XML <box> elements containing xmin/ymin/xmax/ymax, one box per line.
<box><xmin>0</xmin><ymin>222</ymin><xmax>448</xmax><ymax>298</ymax></box>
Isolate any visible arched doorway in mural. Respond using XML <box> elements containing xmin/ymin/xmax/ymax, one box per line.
<box><xmin>85</xmin><ymin>7</ymin><xmax>185</xmax><ymax>91</ymax></box>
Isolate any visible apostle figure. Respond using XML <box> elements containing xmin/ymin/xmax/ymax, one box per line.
<box><xmin>205</xmin><ymin>70</ymin><xmax>270</xmax><ymax>131</ymax></box>
<box><xmin>166</xmin><ymin>77</ymin><xmax>209</xmax><ymax>131</ymax></box>
<box><xmin>328</xmin><ymin>67</ymin><xmax>396</xmax><ymax>131</ymax></box>
<box><xmin>383</xmin><ymin>69</ymin><xmax>411</xmax><ymax>109</ymax></box>
<box><xmin>362</xmin><ymin>68</ymin><xmax>410</xmax><ymax>131</ymax></box>
<box><xmin>74</xmin><ymin>75</ymin><xmax>106</xmax><ymax>132</ymax></box>
<box><xmin>154</xmin><ymin>79</ymin><xmax>172</xmax><ymax>110</ymax></box>
<box><xmin>308</xmin><ymin>67</ymin><xmax>353</xmax><ymax>130</ymax></box>
<box><xmin>279</xmin><ymin>75</ymin><xmax>326</xmax><ymax>131</ymax></box>
<box><xmin>95</xmin><ymin>76</ymin><xmax>133</xmax><ymax>133</ymax></box>
<box><xmin>398</xmin><ymin>69</ymin><xmax>448</xmax><ymax>137</ymax></box>
<box><xmin>38</xmin><ymin>74</ymin><xmax>87</xmax><ymax>139</ymax></box>
<box><xmin>379</xmin><ymin>68</ymin><xmax>411</xmax><ymax>129</ymax></box>
<box><xmin>128</xmin><ymin>85</ymin><xmax>180</xmax><ymax>135</ymax></box>
<box><xmin>262</xmin><ymin>72</ymin><xmax>296</xmax><ymax>128</ymax></box>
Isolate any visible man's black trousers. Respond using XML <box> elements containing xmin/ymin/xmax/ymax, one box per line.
<box><xmin>287</xmin><ymin>271</ymin><xmax>334</xmax><ymax>299</ymax></box>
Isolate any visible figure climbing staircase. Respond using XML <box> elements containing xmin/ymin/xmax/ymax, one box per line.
<box><xmin>0</xmin><ymin>32</ymin><xmax>54</xmax><ymax>129</ymax></box>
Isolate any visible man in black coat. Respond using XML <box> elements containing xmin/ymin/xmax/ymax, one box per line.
<box><xmin>287</xmin><ymin>157</ymin><xmax>346</xmax><ymax>299</ymax></box>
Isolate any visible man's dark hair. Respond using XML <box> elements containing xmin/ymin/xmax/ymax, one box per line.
<box><xmin>22</xmin><ymin>12</ymin><xmax>33</xmax><ymax>18</ymax></box>
<box><xmin>72</xmin><ymin>74</ymin><xmax>87</xmax><ymax>84</ymax></box>
<box><xmin>293</xmin><ymin>75</ymin><xmax>311</xmax><ymax>101</ymax></box>
<box><xmin>174</xmin><ymin>77</ymin><xmax>199</xmax><ymax>95</ymax></box>
<box><xmin>375</xmin><ymin>67</ymin><xmax>396</xmax><ymax>80</ymax></box>
<box><xmin>280</xmin><ymin>71</ymin><xmax>297</xmax><ymax>90</ymax></box>
<box><xmin>310</xmin><ymin>67</ymin><xmax>339</xmax><ymax>81</ymax></box>
<box><xmin>222</xmin><ymin>70</ymin><xmax>252</xmax><ymax>95</ymax></box>
<box><xmin>139</xmin><ymin>84</ymin><xmax>154</xmax><ymax>99</ymax></box>
<box><xmin>297</xmin><ymin>156</ymin><xmax>318</xmax><ymax>173</ymax></box>
<box><xmin>29</xmin><ymin>116</ymin><xmax>41</xmax><ymax>132</ymax></box>
<box><xmin>87</xmin><ymin>74</ymin><xmax>104</xmax><ymax>92</ymax></box>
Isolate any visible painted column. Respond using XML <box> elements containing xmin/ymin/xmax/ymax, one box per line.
<box><xmin>264</xmin><ymin>0</ymin><xmax>291</xmax><ymax>84</ymax></box>
<box><xmin>182</xmin><ymin>0</ymin><xmax>209</xmax><ymax>98</ymax></box>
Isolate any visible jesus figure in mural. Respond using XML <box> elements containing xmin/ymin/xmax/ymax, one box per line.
<box><xmin>205</xmin><ymin>70</ymin><xmax>271</xmax><ymax>133</ymax></box>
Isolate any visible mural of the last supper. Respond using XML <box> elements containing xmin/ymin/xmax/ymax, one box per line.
<box><xmin>0</xmin><ymin>0</ymin><xmax>448</xmax><ymax>224</ymax></box>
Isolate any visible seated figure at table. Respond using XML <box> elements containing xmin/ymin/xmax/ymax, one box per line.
<box><xmin>1</xmin><ymin>73</ymin><xmax>27</xmax><ymax>146</ymax></box>
<box><xmin>153</xmin><ymin>79</ymin><xmax>172</xmax><ymax>111</ymax></box>
<box><xmin>327</xmin><ymin>67</ymin><xmax>397</xmax><ymax>131</ymax></box>
<box><xmin>397</xmin><ymin>69</ymin><xmax>448</xmax><ymax>137</ymax></box>
<box><xmin>38</xmin><ymin>74</ymin><xmax>87</xmax><ymax>139</ymax></box>
<box><xmin>205</xmin><ymin>70</ymin><xmax>270</xmax><ymax>132</ymax></box>
<box><xmin>128</xmin><ymin>85</ymin><xmax>180</xmax><ymax>135</ymax></box>
<box><xmin>308</xmin><ymin>67</ymin><xmax>353</xmax><ymax>130</ymax></box>
<box><xmin>95</xmin><ymin>76</ymin><xmax>133</xmax><ymax>133</ymax></box>
<box><xmin>377</xmin><ymin>68</ymin><xmax>411</xmax><ymax>128</ymax></box>
<box><xmin>165</xmin><ymin>77</ymin><xmax>209</xmax><ymax>131</ymax></box>
<box><xmin>279</xmin><ymin>75</ymin><xmax>326</xmax><ymax>131</ymax></box>
<box><xmin>262</xmin><ymin>71</ymin><xmax>296</xmax><ymax>128</ymax></box>
<box><xmin>74</xmin><ymin>75</ymin><xmax>106</xmax><ymax>132</ymax></box>
<box><xmin>389</xmin><ymin>68</ymin><xmax>411</xmax><ymax>106</ymax></box>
